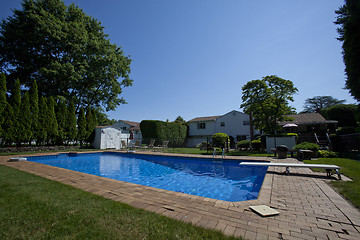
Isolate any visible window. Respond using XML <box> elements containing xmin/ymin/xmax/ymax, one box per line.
<box><xmin>243</xmin><ymin>120</ymin><xmax>250</xmax><ymax>126</ymax></box>
<box><xmin>220</xmin><ymin>122</ymin><xmax>225</xmax><ymax>127</ymax></box>
<box><xmin>122</xmin><ymin>127</ymin><xmax>127</xmax><ymax>130</ymax></box>
<box><xmin>197</xmin><ymin>122</ymin><xmax>206</xmax><ymax>129</ymax></box>
<box><xmin>237</xmin><ymin>135</ymin><xmax>247</xmax><ymax>141</ymax></box>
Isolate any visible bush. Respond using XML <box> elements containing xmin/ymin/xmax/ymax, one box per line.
<box><xmin>294</xmin><ymin>142</ymin><xmax>320</xmax><ymax>152</ymax></box>
<box><xmin>237</xmin><ymin>140</ymin><xmax>251</xmax><ymax>150</ymax></box>
<box><xmin>212</xmin><ymin>133</ymin><xmax>229</xmax><ymax>148</ymax></box>
<box><xmin>251</xmin><ymin>139</ymin><xmax>262</xmax><ymax>150</ymax></box>
<box><xmin>336</xmin><ymin>126</ymin><xmax>356</xmax><ymax>135</ymax></box>
<box><xmin>319</xmin><ymin>150</ymin><xmax>338</xmax><ymax>158</ymax></box>
<box><xmin>196</xmin><ymin>141</ymin><xmax>210</xmax><ymax>150</ymax></box>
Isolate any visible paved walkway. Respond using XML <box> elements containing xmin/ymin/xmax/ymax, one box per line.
<box><xmin>1</xmin><ymin>151</ymin><xmax>360</xmax><ymax>240</ymax></box>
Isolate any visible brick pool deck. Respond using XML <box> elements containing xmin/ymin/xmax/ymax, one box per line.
<box><xmin>1</xmin><ymin>151</ymin><xmax>360</xmax><ymax>240</ymax></box>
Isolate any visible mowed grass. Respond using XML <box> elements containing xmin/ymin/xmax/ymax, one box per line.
<box><xmin>0</xmin><ymin>165</ymin><xmax>241</xmax><ymax>240</ymax></box>
<box><xmin>304</xmin><ymin>158</ymin><xmax>360</xmax><ymax>209</ymax></box>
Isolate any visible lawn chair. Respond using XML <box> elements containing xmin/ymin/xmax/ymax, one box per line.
<box><xmin>153</xmin><ymin>141</ymin><xmax>169</xmax><ymax>151</ymax></box>
<box><xmin>142</xmin><ymin>139</ymin><xmax>155</xmax><ymax>151</ymax></box>
<box><xmin>129</xmin><ymin>140</ymin><xmax>141</xmax><ymax>150</ymax></box>
<box><xmin>121</xmin><ymin>140</ymin><xmax>127</xmax><ymax>149</ymax></box>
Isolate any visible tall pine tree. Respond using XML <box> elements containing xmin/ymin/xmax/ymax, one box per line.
<box><xmin>20</xmin><ymin>92</ymin><xmax>32</xmax><ymax>144</ymax></box>
<box><xmin>77</xmin><ymin>107</ymin><xmax>86</xmax><ymax>146</ymax></box>
<box><xmin>37</xmin><ymin>96</ymin><xmax>48</xmax><ymax>145</ymax></box>
<box><xmin>56</xmin><ymin>99</ymin><xmax>67</xmax><ymax>145</ymax></box>
<box><xmin>65</xmin><ymin>101</ymin><xmax>77</xmax><ymax>144</ymax></box>
<box><xmin>46</xmin><ymin>96</ymin><xmax>58</xmax><ymax>144</ymax></box>
<box><xmin>0</xmin><ymin>73</ymin><xmax>6</xmax><ymax>138</ymax></box>
<box><xmin>10</xmin><ymin>79</ymin><xmax>23</xmax><ymax>145</ymax></box>
<box><xmin>85</xmin><ymin>108</ymin><xmax>97</xmax><ymax>145</ymax></box>
<box><xmin>29</xmin><ymin>80</ymin><xmax>39</xmax><ymax>144</ymax></box>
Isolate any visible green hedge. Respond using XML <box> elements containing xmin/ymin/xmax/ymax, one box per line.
<box><xmin>294</xmin><ymin>142</ymin><xmax>320</xmax><ymax>152</ymax></box>
<box><xmin>140</xmin><ymin>120</ymin><xmax>187</xmax><ymax>146</ymax></box>
<box><xmin>212</xmin><ymin>133</ymin><xmax>229</xmax><ymax>148</ymax></box>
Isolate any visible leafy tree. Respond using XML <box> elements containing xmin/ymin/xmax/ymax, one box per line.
<box><xmin>0</xmin><ymin>0</ymin><xmax>133</xmax><ymax>111</ymax></box>
<box><xmin>77</xmin><ymin>107</ymin><xmax>86</xmax><ymax>145</ymax></box>
<box><xmin>29</xmin><ymin>80</ymin><xmax>39</xmax><ymax>144</ymax></box>
<box><xmin>65</xmin><ymin>101</ymin><xmax>77</xmax><ymax>143</ymax></box>
<box><xmin>1</xmin><ymin>102</ymin><xmax>15</xmax><ymax>145</ymax></box>
<box><xmin>240</xmin><ymin>75</ymin><xmax>298</xmax><ymax>134</ymax></box>
<box><xmin>335</xmin><ymin>0</ymin><xmax>360</xmax><ymax>101</ymax></box>
<box><xmin>46</xmin><ymin>96</ymin><xmax>58</xmax><ymax>144</ymax></box>
<box><xmin>20</xmin><ymin>92</ymin><xmax>32</xmax><ymax>144</ymax></box>
<box><xmin>302</xmin><ymin>96</ymin><xmax>346</xmax><ymax>113</ymax></box>
<box><xmin>37</xmin><ymin>96</ymin><xmax>48</xmax><ymax>144</ymax></box>
<box><xmin>94</xmin><ymin>109</ymin><xmax>117</xmax><ymax>126</ymax></box>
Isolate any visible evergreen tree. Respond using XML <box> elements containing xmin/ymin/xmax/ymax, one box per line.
<box><xmin>37</xmin><ymin>96</ymin><xmax>48</xmax><ymax>144</ymax></box>
<box><xmin>2</xmin><ymin>103</ymin><xmax>15</xmax><ymax>145</ymax></box>
<box><xmin>29</xmin><ymin>80</ymin><xmax>39</xmax><ymax>144</ymax></box>
<box><xmin>56</xmin><ymin>99</ymin><xmax>67</xmax><ymax>145</ymax></box>
<box><xmin>10</xmin><ymin>79</ymin><xmax>23</xmax><ymax>145</ymax></box>
<box><xmin>46</xmin><ymin>96</ymin><xmax>58</xmax><ymax>144</ymax></box>
<box><xmin>65</xmin><ymin>101</ymin><xmax>77</xmax><ymax>144</ymax></box>
<box><xmin>77</xmin><ymin>107</ymin><xmax>86</xmax><ymax>145</ymax></box>
<box><xmin>85</xmin><ymin>108</ymin><xmax>97</xmax><ymax>144</ymax></box>
<box><xmin>20</xmin><ymin>92</ymin><xmax>32</xmax><ymax>144</ymax></box>
<box><xmin>0</xmin><ymin>73</ymin><xmax>6</xmax><ymax>139</ymax></box>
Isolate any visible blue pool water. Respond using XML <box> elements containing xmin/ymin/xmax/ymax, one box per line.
<box><xmin>27</xmin><ymin>152</ymin><xmax>268</xmax><ymax>202</ymax></box>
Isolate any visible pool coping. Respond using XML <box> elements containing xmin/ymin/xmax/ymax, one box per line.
<box><xmin>1</xmin><ymin>150</ymin><xmax>360</xmax><ymax>239</ymax></box>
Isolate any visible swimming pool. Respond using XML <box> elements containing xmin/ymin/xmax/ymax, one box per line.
<box><xmin>27</xmin><ymin>152</ymin><xmax>268</xmax><ymax>202</ymax></box>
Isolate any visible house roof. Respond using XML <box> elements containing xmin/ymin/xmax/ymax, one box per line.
<box><xmin>279</xmin><ymin>113</ymin><xmax>337</xmax><ymax>125</ymax></box>
<box><xmin>188</xmin><ymin>115</ymin><xmax>222</xmax><ymax>123</ymax></box>
<box><xmin>121</xmin><ymin>120</ymin><xmax>141</xmax><ymax>130</ymax></box>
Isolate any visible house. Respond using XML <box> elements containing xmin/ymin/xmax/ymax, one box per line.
<box><xmin>92</xmin><ymin>120</ymin><xmax>142</xmax><ymax>149</ymax></box>
<box><xmin>187</xmin><ymin>110</ymin><xmax>260</xmax><ymax>147</ymax></box>
<box><xmin>278</xmin><ymin>113</ymin><xmax>337</xmax><ymax>134</ymax></box>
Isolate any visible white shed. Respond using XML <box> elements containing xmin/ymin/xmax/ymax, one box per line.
<box><xmin>92</xmin><ymin>126</ymin><xmax>122</xmax><ymax>149</ymax></box>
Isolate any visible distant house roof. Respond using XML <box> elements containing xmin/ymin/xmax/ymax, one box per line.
<box><xmin>188</xmin><ymin>115</ymin><xmax>222</xmax><ymax>123</ymax></box>
<box><xmin>121</xmin><ymin>120</ymin><xmax>141</xmax><ymax>130</ymax></box>
<box><xmin>279</xmin><ymin>113</ymin><xmax>337</xmax><ymax>125</ymax></box>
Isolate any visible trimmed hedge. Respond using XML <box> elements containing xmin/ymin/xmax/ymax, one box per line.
<box><xmin>251</xmin><ymin>139</ymin><xmax>262</xmax><ymax>150</ymax></box>
<box><xmin>140</xmin><ymin>120</ymin><xmax>187</xmax><ymax>146</ymax></box>
<box><xmin>237</xmin><ymin>140</ymin><xmax>251</xmax><ymax>149</ymax></box>
<box><xmin>294</xmin><ymin>142</ymin><xmax>320</xmax><ymax>152</ymax></box>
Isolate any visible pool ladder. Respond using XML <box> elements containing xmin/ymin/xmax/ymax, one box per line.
<box><xmin>213</xmin><ymin>148</ymin><xmax>225</xmax><ymax>159</ymax></box>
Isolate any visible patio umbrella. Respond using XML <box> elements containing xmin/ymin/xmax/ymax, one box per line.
<box><xmin>129</xmin><ymin>130</ymin><xmax>134</xmax><ymax>140</ymax></box>
<box><xmin>283</xmin><ymin>123</ymin><xmax>298</xmax><ymax>128</ymax></box>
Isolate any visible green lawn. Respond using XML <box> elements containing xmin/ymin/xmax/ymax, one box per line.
<box><xmin>304</xmin><ymin>158</ymin><xmax>360</xmax><ymax>209</ymax></box>
<box><xmin>0</xmin><ymin>164</ymin><xmax>240</xmax><ymax>240</ymax></box>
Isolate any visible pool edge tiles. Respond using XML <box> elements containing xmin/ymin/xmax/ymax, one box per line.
<box><xmin>26</xmin><ymin>151</ymin><xmax>269</xmax><ymax>202</ymax></box>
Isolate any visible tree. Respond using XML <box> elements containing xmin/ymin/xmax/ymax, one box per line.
<box><xmin>0</xmin><ymin>0</ymin><xmax>133</xmax><ymax>111</ymax></box>
<box><xmin>335</xmin><ymin>0</ymin><xmax>360</xmax><ymax>101</ymax></box>
<box><xmin>10</xmin><ymin>79</ymin><xmax>23</xmax><ymax>145</ymax></box>
<box><xmin>174</xmin><ymin>116</ymin><xmax>186</xmax><ymax>124</ymax></box>
<box><xmin>46</xmin><ymin>96</ymin><xmax>58</xmax><ymax>143</ymax></box>
<box><xmin>29</xmin><ymin>80</ymin><xmax>39</xmax><ymax>144</ymax></box>
<box><xmin>240</xmin><ymin>75</ymin><xmax>298</xmax><ymax>134</ymax></box>
<box><xmin>212</xmin><ymin>133</ymin><xmax>229</xmax><ymax>148</ymax></box>
<box><xmin>56</xmin><ymin>99</ymin><xmax>67</xmax><ymax>144</ymax></box>
<box><xmin>302</xmin><ymin>96</ymin><xmax>346</xmax><ymax>113</ymax></box>
<box><xmin>37</xmin><ymin>96</ymin><xmax>48</xmax><ymax>144</ymax></box>
<box><xmin>321</xmin><ymin>104</ymin><xmax>358</xmax><ymax>127</ymax></box>
<box><xmin>0</xmin><ymin>73</ymin><xmax>6</xmax><ymax>137</ymax></box>
<box><xmin>65</xmin><ymin>101</ymin><xmax>77</xmax><ymax>143</ymax></box>
<box><xmin>77</xmin><ymin>107</ymin><xmax>86</xmax><ymax>145</ymax></box>
<box><xmin>20</xmin><ymin>92</ymin><xmax>32</xmax><ymax>144</ymax></box>
<box><xmin>85</xmin><ymin>108</ymin><xmax>97</xmax><ymax>144</ymax></box>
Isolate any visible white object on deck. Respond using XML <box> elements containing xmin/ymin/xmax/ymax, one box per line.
<box><xmin>8</xmin><ymin>157</ymin><xmax>27</xmax><ymax>162</ymax></box>
<box><xmin>240</xmin><ymin>162</ymin><xmax>341</xmax><ymax>180</ymax></box>
<box><xmin>249</xmin><ymin>205</ymin><xmax>280</xmax><ymax>217</ymax></box>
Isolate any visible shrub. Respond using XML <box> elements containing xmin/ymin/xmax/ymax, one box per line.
<box><xmin>212</xmin><ymin>133</ymin><xmax>229</xmax><ymax>148</ymax></box>
<box><xmin>336</xmin><ymin>126</ymin><xmax>356</xmax><ymax>135</ymax></box>
<box><xmin>251</xmin><ymin>139</ymin><xmax>262</xmax><ymax>150</ymax></box>
<box><xmin>237</xmin><ymin>140</ymin><xmax>251</xmax><ymax>150</ymax></box>
<box><xmin>294</xmin><ymin>142</ymin><xmax>320</xmax><ymax>152</ymax></box>
<box><xmin>196</xmin><ymin>141</ymin><xmax>210</xmax><ymax>150</ymax></box>
<box><xmin>319</xmin><ymin>150</ymin><xmax>338</xmax><ymax>158</ymax></box>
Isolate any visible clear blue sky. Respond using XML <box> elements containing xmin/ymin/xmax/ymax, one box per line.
<box><xmin>1</xmin><ymin>0</ymin><xmax>355</xmax><ymax>122</ymax></box>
